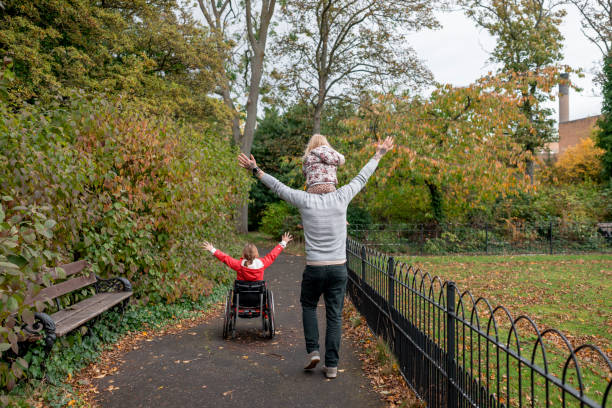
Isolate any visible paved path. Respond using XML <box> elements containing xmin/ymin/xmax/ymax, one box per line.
<box><xmin>94</xmin><ymin>251</ymin><xmax>383</xmax><ymax>408</ymax></box>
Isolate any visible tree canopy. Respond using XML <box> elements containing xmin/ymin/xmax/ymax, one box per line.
<box><xmin>339</xmin><ymin>74</ymin><xmax>532</xmax><ymax>223</ymax></box>
<box><xmin>0</xmin><ymin>0</ymin><xmax>228</xmax><ymax>122</ymax></box>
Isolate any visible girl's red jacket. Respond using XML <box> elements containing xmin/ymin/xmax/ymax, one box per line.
<box><xmin>212</xmin><ymin>243</ymin><xmax>285</xmax><ymax>281</ymax></box>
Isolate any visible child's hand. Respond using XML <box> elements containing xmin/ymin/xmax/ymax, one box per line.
<box><xmin>282</xmin><ymin>232</ymin><xmax>294</xmax><ymax>244</ymax></box>
<box><xmin>202</xmin><ymin>241</ymin><xmax>214</xmax><ymax>252</ymax></box>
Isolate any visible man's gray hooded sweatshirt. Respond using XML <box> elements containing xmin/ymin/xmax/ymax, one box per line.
<box><xmin>260</xmin><ymin>157</ymin><xmax>380</xmax><ymax>264</ymax></box>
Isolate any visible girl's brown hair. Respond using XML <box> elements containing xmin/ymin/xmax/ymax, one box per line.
<box><xmin>242</xmin><ymin>243</ymin><xmax>259</xmax><ymax>266</ymax></box>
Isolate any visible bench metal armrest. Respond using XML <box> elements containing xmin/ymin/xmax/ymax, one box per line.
<box><xmin>22</xmin><ymin>312</ymin><xmax>57</xmax><ymax>352</ymax></box>
<box><xmin>94</xmin><ymin>276</ymin><xmax>133</xmax><ymax>293</ymax></box>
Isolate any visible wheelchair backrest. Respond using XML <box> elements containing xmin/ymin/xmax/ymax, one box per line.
<box><xmin>234</xmin><ymin>280</ymin><xmax>266</xmax><ymax>293</ymax></box>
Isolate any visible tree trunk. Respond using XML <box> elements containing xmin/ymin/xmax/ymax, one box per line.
<box><xmin>313</xmin><ymin>75</ymin><xmax>327</xmax><ymax>134</ymax></box>
<box><xmin>237</xmin><ymin>200</ymin><xmax>249</xmax><ymax>234</ymax></box>
<box><xmin>198</xmin><ymin>0</ymin><xmax>276</xmax><ymax>234</ymax></box>
<box><xmin>235</xmin><ymin>51</ymin><xmax>265</xmax><ymax>234</ymax></box>
<box><xmin>313</xmin><ymin>103</ymin><xmax>323</xmax><ymax>134</ymax></box>
<box><xmin>426</xmin><ymin>181</ymin><xmax>443</xmax><ymax>222</ymax></box>
<box><xmin>241</xmin><ymin>50</ymin><xmax>265</xmax><ymax>154</ymax></box>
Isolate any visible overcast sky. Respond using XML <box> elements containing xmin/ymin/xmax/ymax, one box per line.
<box><xmin>407</xmin><ymin>7</ymin><xmax>604</xmax><ymax>122</ymax></box>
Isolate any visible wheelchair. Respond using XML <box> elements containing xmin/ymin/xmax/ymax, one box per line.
<box><xmin>223</xmin><ymin>280</ymin><xmax>275</xmax><ymax>339</ymax></box>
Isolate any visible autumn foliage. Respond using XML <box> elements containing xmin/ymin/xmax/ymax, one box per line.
<box><xmin>553</xmin><ymin>136</ymin><xmax>605</xmax><ymax>182</ymax></box>
<box><xmin>339</xmin><ymin>76</ymin><xmax>533</xmax><ymax>223</ymax></box>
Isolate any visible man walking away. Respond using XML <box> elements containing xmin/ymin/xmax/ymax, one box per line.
<box><xmin>238</xmin><ymin>137</ymin><xmax>394</xmax><ymax>379</ymax></box>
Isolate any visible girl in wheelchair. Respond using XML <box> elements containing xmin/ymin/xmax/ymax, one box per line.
<box><xmin>202</xmin><ymin>233</ymin><xmax>293</xmax><ymax>338</ymax></box>
<box><xmin>201</xmin><ymin>232</ymin><xmax>292</xmax><ymax>281</ymax></box>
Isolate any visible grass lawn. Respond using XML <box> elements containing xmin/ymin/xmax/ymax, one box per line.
<box><xmin>401</xmin><ymin>254</ymin><xmax>612</xmax><ymax>348</ymax></box>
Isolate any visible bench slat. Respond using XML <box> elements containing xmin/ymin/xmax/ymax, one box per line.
<box><xmin>51</xmin><ymin>294</ymin><xmax>115</xmax><ymax>326</ymax></box>
<box><xmin>40</xmin><ymin>260</ymin><xmax>89</xmax><ymax>282</ymax></box>
<box><xmin>52</xmin><ymin>292</ymin><xmax>133</xmax><ymax>337</ymax></box>
<box><xmin>26</xmin><ymin>273</ymin><xmax>97</xmax><ymax>304</ymax></box>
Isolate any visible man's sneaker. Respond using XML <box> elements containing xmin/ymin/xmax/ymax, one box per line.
<box><xmin>304</xmin><ymin>351</ymin><xmax>320</xmax><ymax>370</ymax></box>
<box><xmin>322</xmin><ymin>365</ymin><xmax>337</xmax><ymax>379</ymax></box>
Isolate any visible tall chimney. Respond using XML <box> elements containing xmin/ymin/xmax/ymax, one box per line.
<box><xmin>559</xmin><ymin>73</ymin><xmax>569</xmax><ymax>123</ymax></box>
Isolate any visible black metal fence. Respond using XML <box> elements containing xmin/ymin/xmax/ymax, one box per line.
<box><xmin>345</xmin><ymin>238</ymin><xmax>612</xmax><ymax>407</ymax></box>
<box><xmin>348</xmin><ymin>222</ymin><xmax>612</xmax><ymax>255</ymax></box>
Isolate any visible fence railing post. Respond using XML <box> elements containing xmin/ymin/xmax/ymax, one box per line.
<box><xmin>485</xmin><ymin>224</ymin><xmax>489</xmax><ymax>254</ymax></box>
<box><xmin>387</xmin><ymin>257</ymin><xmax>395</xmax><ymax>310</ymax></box>
<box><xmin>420</xmin><ymin>224</ymin><xmax>425</xmax><ymax>255</ymax></box>
<box><xmin>446</xmin><ymin>281</ymin><xmax>457</xmax><ymax>408</ymax></box>
<box><xmin>361</xmin><ymin>245</ymin><xmax>366</xmax><ymax>282</ymax></box>
<box><xmin>548</xmin><ymin>220</ymin><xmax>553</xmax><ymax>255</ymax></box>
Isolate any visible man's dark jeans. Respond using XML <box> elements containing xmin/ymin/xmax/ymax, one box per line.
<box><xmin>300</xmin><ymin>263</ymin><xmax>347</xmax><ymax>367</ymax></box>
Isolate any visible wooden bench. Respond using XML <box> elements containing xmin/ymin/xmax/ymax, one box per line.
<box><xmin>23</xmin><ymin>260</ymin><xmax>133</xmax><ymax>352</ymax></box>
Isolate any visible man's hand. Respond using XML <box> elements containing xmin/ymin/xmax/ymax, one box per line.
<box><xmin>238</xmin><ymin>153</ymin><xmax>257</xmax><ymax>170</ymax></box>
<box><xmin>202</xmin><ymin>241</ymin><xmax>214</xmax><ymax>252</ymax></box>
<box><xmin>282</xmin><ymin>232</ymin><xmax>293</xmax><ymax>244</ymax></box>
<box><xmin>374</xmin><ymin>136</ymin><xmax>394</xmax><ymax>159</ymax></box>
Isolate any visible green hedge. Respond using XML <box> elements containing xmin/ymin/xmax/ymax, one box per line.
<box><xmin>259</xmin><ymin>201</ymin><xmax>303</xmax><ymax>240</ymax></box>
<box><xmin>0</xmin><ymin>94</ymin><xmax>250</xmax><ymax>390</ymax></box>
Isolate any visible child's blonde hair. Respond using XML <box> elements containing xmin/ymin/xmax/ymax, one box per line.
<box><xmin>242</xmin><ymin>243</ymin><xmax>259</xmax><ymax>266</ymax></box>
<box><xmin>303</xmin><ymin>134</ymin><xmax>331</xmax><ymax>160</ymax></box>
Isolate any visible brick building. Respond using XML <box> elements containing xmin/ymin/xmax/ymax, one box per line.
<box><xmin>558</xmin><ymin>115</ymin><xmax>601</xmax><ymax>154</ymax></box>
<box><xmin>543</xmin><ymin>73</ymin><xmax>601</xmax><ymax>157</ymax></box>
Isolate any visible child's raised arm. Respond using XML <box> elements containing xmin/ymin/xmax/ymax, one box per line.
<box><xmin>202</xmin><ymin>241</ymin><xmax>242</xmax><ymax>271</ymax></box>
<box><xmin>261</xmin><ymin>233</ymin><xmax>293</xmax><ymax>268</ymax></box>
<box><xmin>317</xmin><ymin>146</ymin><xmax>345</xmax><ymax>166</ymax></box>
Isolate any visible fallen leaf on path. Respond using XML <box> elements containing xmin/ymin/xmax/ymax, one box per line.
<box><xmin>222</xmin><ymin>390</ymin><xmax>234</xmax><ymax>396</ymax></box>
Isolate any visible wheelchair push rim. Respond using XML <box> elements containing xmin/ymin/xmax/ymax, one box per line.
<box><xmin>266</xmin><ymin>289</ymin><xmax>275</xmax><ymax>339</ymax></box>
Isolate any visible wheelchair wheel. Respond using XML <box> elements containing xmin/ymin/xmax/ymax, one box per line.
<box><xmin>231</xmin><ymin>292</ymin><xmax>238</xmax><ymax>338</ymax></box>
<box><xmin>266</xmin><ymin>289</ymin><xmax>275</xmax><ymax>339</ymax></box>
<box><xmin>261</xmin><ymin>299</ymin><xmax>268</xmax><ymax>335</ymax></box>
<box><xmin>222</xmin><ymin>289</ymin><xmax>233</xmax><ymax>339</ymax></box>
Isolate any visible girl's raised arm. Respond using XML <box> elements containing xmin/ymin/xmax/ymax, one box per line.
<box><xmin>202</xmin><ymin>241</ymin><xmax>242</xmax><ymax>271</ymax></box>
<box><xmin>317</xmin><ymin>146</ymin><xmax>345</xmax><ymax>166</ymax></box>
<box><xmin>261</xmin><ymin>233</ymin><xmax>293</xmax><ymax>268</ymax></box>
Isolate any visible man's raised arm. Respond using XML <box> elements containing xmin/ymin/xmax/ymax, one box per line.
<box><xmin>337</xmin><ymin>136</ymin><xmax>395</xmax><ymax>203</ymax></box>
<box><xmin>237</xmin><ymin>153</ymin><xmax>308</xmax><ymax>208</ymax></box>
